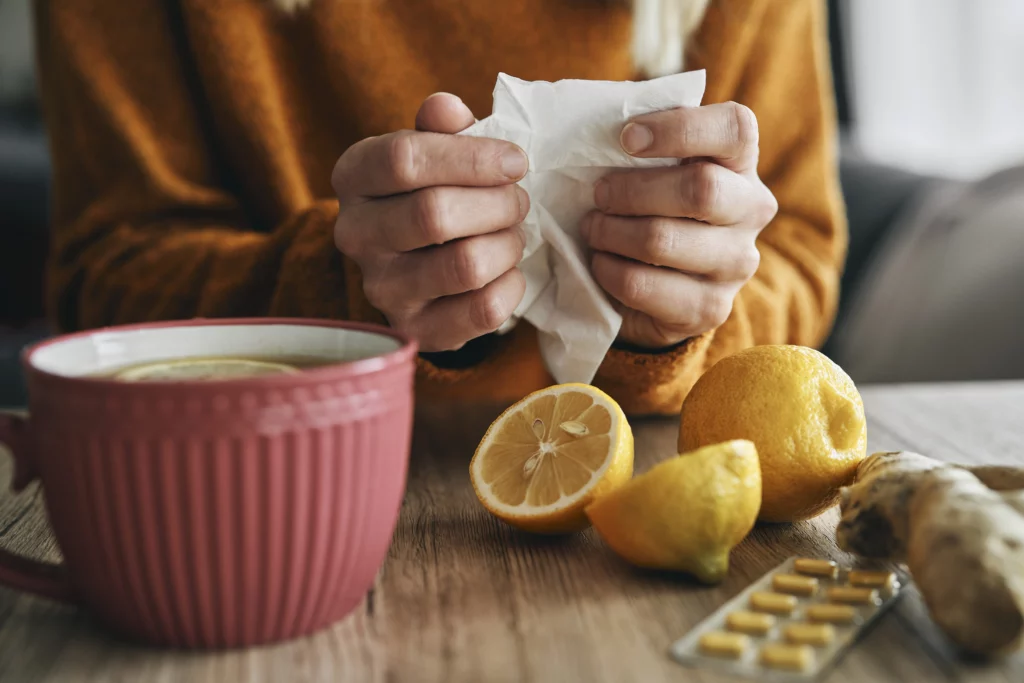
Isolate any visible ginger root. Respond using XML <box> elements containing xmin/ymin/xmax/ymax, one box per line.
<box><xmin>836</xmin><ymin>451</ymin><xmax>1024</xmax><ymax>656</ymax></box>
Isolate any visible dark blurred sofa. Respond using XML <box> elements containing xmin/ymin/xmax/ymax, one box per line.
<box><xmin>1</xmin><ymin>0</ymin><xmax>49</xmax><ymax>405</ymax></box>
<box><xmin>0</xmin><ymin>102</ymin><xmax>50</xmax><ymax>407</ymax></box>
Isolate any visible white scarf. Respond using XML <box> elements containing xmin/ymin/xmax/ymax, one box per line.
<box><xmin>267</xmin><ymin>0</ymin><xmax>709</xmax><ymax>77</ymax></box>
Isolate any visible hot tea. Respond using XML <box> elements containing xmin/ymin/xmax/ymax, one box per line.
<box><xmin>92</xmin><ymin>355</ymin><xmax>336</xmax><ymax>381</ymax></box>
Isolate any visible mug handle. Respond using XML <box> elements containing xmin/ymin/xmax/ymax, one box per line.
<box><xmin>0</xmin><ymin>411</ymin><xmax>75</xmax><ymax>602</ymax></box>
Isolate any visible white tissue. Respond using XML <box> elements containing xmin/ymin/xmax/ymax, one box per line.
<box><xmin>462</xmin><ymin>70</ymin><xmax>706</xmax><ymax>384</ymax></box>
<box><xmin>458</xmin><ymin>71</ymin><xmax>708</xmax><ymax>383</ymax></box>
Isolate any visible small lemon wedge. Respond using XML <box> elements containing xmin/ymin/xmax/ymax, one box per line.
<box><xmin>585</xmin><ymin>439</ymin><xmax>761</xmax><ymax>583</ymax></box>
<box><xmin>470</xmin><ymin>383</ymin><xmax>633</xmax><ymax>534</ymax></box>
<box><xmin>114</xmin><ymin>358</ymin><xmax>300</xmax><ymax>382</ymax></box>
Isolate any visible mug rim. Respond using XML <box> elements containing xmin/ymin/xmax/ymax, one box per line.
<box><xmin>21</xmin><ymin>317</ymin><xmax>418</xmax><ymax>389</ymax></box>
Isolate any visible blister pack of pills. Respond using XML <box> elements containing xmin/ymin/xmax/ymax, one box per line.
<box><xmin>670</xmin><ymin>556</ymin><xmax>907</xmax><ymax>680</ymax></box>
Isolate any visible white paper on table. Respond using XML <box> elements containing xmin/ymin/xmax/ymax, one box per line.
<box><xmin>461</xmin><ymin>70</ymin><xmax>706</xmax><ymax>384</ymax></box>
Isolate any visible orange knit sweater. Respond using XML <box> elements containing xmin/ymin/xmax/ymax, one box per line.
<box><xmin>35</xmin><ymin>0</ymin><xmax>846</xmax><ymax>415</ymax></box>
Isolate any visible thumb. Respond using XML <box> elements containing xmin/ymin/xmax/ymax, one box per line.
<box><xmin>415</xmin><ymin>93</ymin><xmax>476</xmax><ymax>134</ymax></box>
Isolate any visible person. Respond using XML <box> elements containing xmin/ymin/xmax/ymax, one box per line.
<box><xmin>34</xmin><ymin>0</ymin><xmax>845</xmax><ymax>414</ymax></box>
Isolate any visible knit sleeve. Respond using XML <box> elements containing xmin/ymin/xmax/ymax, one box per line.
<box><xmin>593</xmin><ymin>0</ymin><xmax>848</xmax><ymax>415</ymax></box>
<box><xmin>36</xmin><ymin>0</ymin><xmax>365</xmax><ymax>331</ymax></box>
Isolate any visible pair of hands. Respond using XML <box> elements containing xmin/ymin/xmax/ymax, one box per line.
<box><xmin>332</xmin><ymin>93</ymin><xmax>778</xmax><ymax>353</ymax></box>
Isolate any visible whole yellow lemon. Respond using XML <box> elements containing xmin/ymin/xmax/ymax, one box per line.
<box><xmin>679</xmin><ymin>345</ymin><xmax>867</xmax><ymax>522</ymax></box>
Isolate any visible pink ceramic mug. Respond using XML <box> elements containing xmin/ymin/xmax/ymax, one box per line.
<box><xmin>0</xmin><ymin>318</ymin><xmax>416</xmax><ymax>648</ymax></box>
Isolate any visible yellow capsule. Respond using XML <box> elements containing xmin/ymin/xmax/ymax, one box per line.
<box><xmin>772</xmin><ymin>574</ymin><xmax>819</xmax><ymax>596</ymax></box>
<box><xmin>793</xmin><ymin>558</ymin><xmax>839</xmax><ymax>579</ymax></box>
<box><xmin>699</xmin><ymin>631</ymin><xmax>749</xmax><ymax>658</ymax></box>
<box><xmin>759</xmin><ymin>643</ymin><xmax>814</xmax><ymax>671</ymax></box>
<box><xmin>725</xmin><ymin>611</ymin><xmax>776</xmax><ymax>635</ymax></box>
<box><xmin>805</xmin><ymin>603</ymin><xmax>859</xmax><ymax>624</ymax></box>
<box><xmin>848</xmin><ymin>570</ymin><xmax>896</xmax><ymax>594</ymax></box>
<box><xmin>783</xmin><ymin>622</ymin><xmax>836</xmax><ymax>646</ymax></box>
<box><xmin>827</xmin><ymin>586</ymin><xmax>880</xmax><ymax>605</ymax></box>
<box><xmin>750</xmin><ymin>592</ymin><xmax>798</xmax><ymax>615</ymax></box>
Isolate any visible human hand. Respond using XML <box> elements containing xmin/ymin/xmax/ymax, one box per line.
<box><xmin>582</xmin><ymin>102</ymin><xmax>779</xmax><ymax>349</ymax></box>
<box><xmin>332</xmin><ymin>94</ymin><xmax>529</xmax><ymax>352</ymax></box>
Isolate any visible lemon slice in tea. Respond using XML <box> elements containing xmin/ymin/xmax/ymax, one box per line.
<box><xmin>114</xmin><ymin>358</ymin><xmax>300</xmax><ymax>382</ymax></box>
<box><xmin>470</xmin><ymin>383</ymin><xmax>633</xmax><ymax>533</ymax></box>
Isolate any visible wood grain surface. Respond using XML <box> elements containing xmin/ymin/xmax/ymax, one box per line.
<box><xmin>1</xmin><ymin>382</ymin><xmax>1023</xmax><ymax>682</ymax></box>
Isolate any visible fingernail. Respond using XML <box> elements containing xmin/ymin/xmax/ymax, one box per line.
<box><xmin>515</xmin><ymin>185</ymin><xmax>530</xmax><ymax>217</ymax></box>
<box><xmin>621</xmin><ymin>122</ymin><xmax>653</xmax><ymax>154</ymax></box>
<box><xmin>502</xmin><ymin>148</ymin><xmax>529</xmax><ymax>180</ymax></box>
<box><xmin>424</xmin><ymin>92</ymin><xmax>458</xmax><ymax>103</ymax></box>
<box><xmin>594</xmin><ymin>179</ymin><xmax>610</xmax><ymax>210</ymax></box>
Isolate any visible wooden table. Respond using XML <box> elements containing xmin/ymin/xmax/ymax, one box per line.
<box><xmin>1</xmin><ymin>382</ymin><xmax>1023</xmax><ymax>682</ymax></box>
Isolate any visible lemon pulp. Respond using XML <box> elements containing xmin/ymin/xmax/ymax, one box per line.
<box><xmin>470</xmin><ymin>384</ymin><xmax>633</xmax><ymax>533</ymax></box>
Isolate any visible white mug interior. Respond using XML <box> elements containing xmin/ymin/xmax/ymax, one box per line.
<box><xmin>28</xmin><ymin>323</ymin><xmax>402</xmax><ymax>378</ymax></box>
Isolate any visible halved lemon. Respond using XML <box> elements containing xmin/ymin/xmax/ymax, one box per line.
<box><xmin>585</xmin><ymin>440</ymin><xmax>761</xmax><ymax>583</ymax></box>
<box><xmin>114</xmin><ymin>358</ymin><xmax>300</xmax><ymax>382</ymax></box>
<box><xmin>470</xmin><ymin>383</ymin><xmax>633</xmax><ymax>533</ymax></box>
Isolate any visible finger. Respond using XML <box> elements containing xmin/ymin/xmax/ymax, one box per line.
<box><xmin>582</xmin><ymin>212</ymin><xmax>760</xmax><ymax>281</ymax></box>
<box><xmin>591</xmin><ymin>252</ymin><xmax>735</xmax><ymax>330</ymax></box>
<box><xmin>413</xmin><ymin>268</ymin><xmax>526</xmax><ymax>352</ymax></box>
<box><xmin>332</xmin><ymin>130</ymin><xmax>528</xmax><ymax>200</ymax></box>
<box><xmin>595</xmin><ymin>162</ymin><xmax>750</xmax><ymax>225</ymax></box>
<box><xmin>346</xmin><ymin>183</ymin><xmax>528</xmax><ymax>252</ymax></box>
<box><xmin>620</xmin><ymin>102</ymin><xmax>759</xmax><ymax>172</ymax></box>
<box><xmin>393</xmin><ymin>227</ymin><xmax>526</xmax><ymax>300</ymax></box>
<box><xmin>415</xmin><ymin>93</ymin><xmax>476</xmax><ymax>133</ymax></box>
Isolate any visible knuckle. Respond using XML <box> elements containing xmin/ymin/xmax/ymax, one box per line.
<box><xmin>506</xmin><ymin>185</ymin><xmax>525</xmax><ymax>225</ymax></box>
<box><xmin>362</xmin><ymin>275</ymin><xmax>391</xmax><ymax>310</ymax></box>
<box><xmin>729</xmin><ymin>102</ymin><xmax>759</xmax><ymax>147</ymax></box>
<box><xmin>699</xmin><ymin>288</ymin><xmax>733</xmax><ymax>329</ymax></box>
<box><xmin>389</xmin><ymin>311</ymin><xmax>419</xmax><ymax>338</ymax></box>
<box><xmin>410</xmin><ymin>318</ymin><xmax>461</xmax><ymax>353</ymax></box>
<box><xmin>642</xmin><ymin>219</ymin><xmax>678</xmax><ymax>266</ymax></box>
<box><xmin>687</xmin><ymin>163</ymin><xmax>722</xmax><ymax>220</ymax></box>
<box><xmin>386</xmin><ymin>132</ymin><xmax>420</xmax><ymax>190</ymax></box>
<box><xmin>585</xmin><ymin>212</ymin><xmax>605</xmax><ymax>246</ymax></box>
<box><xmin>674</xmin><ymin>109</ymin><xmax>697</xmax><ymax>151</ymax></box>
<box><xmin>413</xmin><ymin>188</ymin><xmax>449</xmax><ymax>245</ymax></box>
<box><xmin>508</xmin><ymin>266</ymin><xmax>527</xmax><ymax>298</ymax></box>
<box><xmin>450</xmin><ymin>240</ymin><xmax>486</xmax><ymax>291</ymax></box>
<box><xmin>471</xmin><ymin>140</ymin><xmax>504</xmax><ymax>181</ymax></box>
<box><xmin>331</xmin><ymin>137</ymin><xmax>373</xmax><ymax>196</ymax></box>
<box><xmin>622</xmin><ymin>266</ymin><xmax>653</xmax><ymax>308</ymax></box>
<box><xmin>737</xmin><ymin>245</ymin><xmax>761</xmax><ymax>280</ymax></box>
<box><xmin>333</xmin><ymin>213</ymin><xmax>357</xmax><ymax>255</ymax></box>
<box><xmin>470</xmin><ymin>289</ymin><xmax>509</xmax><ymax>332</ymax></box>
<box><xmin>512</xmin><ymin>226</ymin><xmax>527</xmax><ymax>258</ymax></box>
<box><xmin>387</xmin><ymin>316</ymin><xmax>412</xmax><ymax>337</ymax></box>
<box><xmin>601</xmin><ymin>174</ymin><xmax>629</xmax><ymax>212</ymax></box>
<box><xmin>758</xmin><ymin>186</ymin><xmax>779</xmax><ymax>225</ymax></box>
<box><xmin>331</xmin><ymin>155</ymin><xmax>349</xmax><ymax>197</ymax></box>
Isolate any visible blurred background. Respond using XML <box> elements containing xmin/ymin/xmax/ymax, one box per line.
<box><xmin>2</xmin><ymin>0</ymin><xmax>1024</xmax><ymax>405</ymax></box>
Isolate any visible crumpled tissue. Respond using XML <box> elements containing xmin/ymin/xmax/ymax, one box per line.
<box><xmin>461</xmin><ymin>70</ymin><xmax>706</xmax><ymax>384</ymax></box>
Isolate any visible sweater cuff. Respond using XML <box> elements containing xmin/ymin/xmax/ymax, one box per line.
<box><xmin>419</xmin><ymin>333</ymin><xmax>502</xmax><ymax>370</ymax></box>
<box><xmin>596</xmin><ymin>331</ymin><xmax>715</xmax><ymax>387</ymax></box>
<box><xmin>415</xmin><ymin>332</ymin><xmax>513</xmax><ymax>385</ymax></box>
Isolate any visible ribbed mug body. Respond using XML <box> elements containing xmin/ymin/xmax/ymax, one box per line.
<box><xmin>18</xmin><ymin>320</ymin><xmax>415</xmax><ymax>648</ymax></box>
